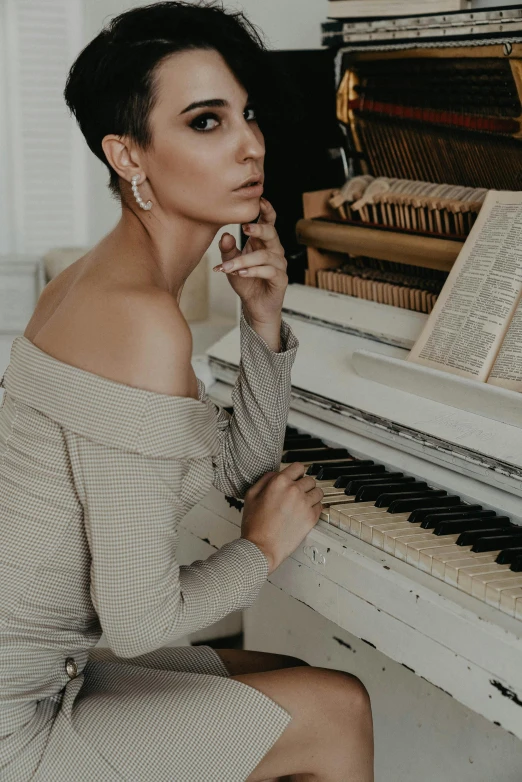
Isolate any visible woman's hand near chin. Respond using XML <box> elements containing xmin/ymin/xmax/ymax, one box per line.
<box><xmin>214</xmin><ymin>197</ymin><xmax>288</xmax><ymax>326</ymax></box>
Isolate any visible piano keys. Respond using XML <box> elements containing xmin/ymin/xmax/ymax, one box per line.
<box><xmin>279</xmin><ymin>435</ymin><xmax>522</xmax><ymax>616</ymax></box>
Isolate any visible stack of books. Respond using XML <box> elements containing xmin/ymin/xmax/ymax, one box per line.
<box><xmin>327</xmin><ymin>0</ymin><xmax>472</xmax><ymax>18</ymax></box>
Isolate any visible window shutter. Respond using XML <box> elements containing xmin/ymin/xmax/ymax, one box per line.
<box><xmin>1</xmin><ymin>0</ymin><xmax>87</xmax><ymax>256</ymax></box>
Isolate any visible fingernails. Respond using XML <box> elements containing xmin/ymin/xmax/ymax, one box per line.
<box><xmin>242</xmin><ymin>224</ymin><xmax>251</xmax><ymax>233</ymax></box>
<box><xmin>222</xmin><ymin>260</ymin><xmax>234</xmax><ymax>271</ymax></box>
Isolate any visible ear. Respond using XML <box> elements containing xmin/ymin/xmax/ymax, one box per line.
<box><xmin>101</xmin><ymin>134</ymin><xmax>142</xmax><ymax>184</ymax></box>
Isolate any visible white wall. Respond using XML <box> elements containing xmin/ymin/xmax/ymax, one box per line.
<box><xmin>82</xmin><ymin>0</ymin><xmax>327</xmax><ymax>319</ymax></box>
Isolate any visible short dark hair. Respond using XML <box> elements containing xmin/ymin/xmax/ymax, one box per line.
<box><xmin>63</xmin><ymin>0</ymin><xmax>299</xmax><ymax>201</ymax></box>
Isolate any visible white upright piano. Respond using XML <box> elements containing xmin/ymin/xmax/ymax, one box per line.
<box><xmin>182</xmin><ymin>283</ymin><xmax>522</xmax><ymax>780</ymax></box>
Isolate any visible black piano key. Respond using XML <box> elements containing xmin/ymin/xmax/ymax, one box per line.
<box><xmin>356</xmin><ymin>481</ymin><xmax>428</xmax><ymax>503</ymax></box>
<box><xmin>345</xmin><ymin>474</ymin><xmax>413</xmax><ymax>496</ymax></box>
<box><xmin>333</xmin><ymin>469</ymin><xmax>389</xmax><ymax>488</ymax></box>
<box><xmin>471</xmin><ymin>530</ymin><xmax>522</xmax><ymax>553</ymax></box>
<box><xmin>374</xmin><ymin>490</ymin><xmax>438</xmax><ymax>508</ymax></box>
<box><xmin>510</xmin><ymin>556</ymin><xmax>522</xmax><ymax>572</ymax></box>
<box><xmin>434</xmin><ymin>517</ymin><xmax>512</xmax><ymax>536</ymax></box>
<box><xmin>282</xmin><ymin>447</ymin><xmax>350</xmax><ymax>463</ymax></box>
<box><xmin>420</xmin><ymin>509</ymin><xmax>496</xmax><ymax>529</ymax></box>
<box><xmin>386</xmin><ymin>492</ymin><xmax>455</xmax><ymax>514</ymax></box>
<box><xmin>319</xmin><ymin>463</ymin><xmax>378</xmax><ymax>481</ymax></box>
<box><xmin>331</xmin><ymin>466</ymin><xmax>387</xmax><ymax>485</ymax></box>
<box><xmin>333</xmin><ymin>470</ymin><xmax>387</xmax><ymax>489</ymax></box>
<box><xmin>283</xmin><ymin>436</ymin><xmax>325</xmax><ymax>450</ymax></box>
<box><xmin>409</xmin><ymin>504</ymin><xmax>482</xmax><ymax>524</ymax></box>
<box><xmin>456</xmin><ymin>528</ymin><xmax>510</xmax><ymax>546</ymax></box>
<box><xmin>307</xmin><ymin>459</ymin><xmax>358</xmax><ymax>476</ymax></box>
<box><xmin>496</xmin><ymin>547</ymin><xmax>522</xmax><ymax>565</ymax></box>
<box><xmin>455</xmin><ymin>521</ymin><xmax>516</xmax><ymax>547</ymax></box>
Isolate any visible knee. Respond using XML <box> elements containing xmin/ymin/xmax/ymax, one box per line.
<box><xmin>333</xmin><ymin>672</ymin><xmax>372</xmax><ymax>721</ymax></box>
<box><xmin>318</xmin><ymin>670</ymin><xmax>372</xmax><ymax>722</ymax></box>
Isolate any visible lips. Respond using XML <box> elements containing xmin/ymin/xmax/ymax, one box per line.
<box><xmin>236</xmin><ymin>175</ymin><xmax>264</xmax><ymax>189</ymax></box>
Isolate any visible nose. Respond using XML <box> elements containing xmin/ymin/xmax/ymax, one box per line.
<box><xmin>237</xmin><ymin>118</ymin><xmax>265</xmax><ymax>161</ymax></box>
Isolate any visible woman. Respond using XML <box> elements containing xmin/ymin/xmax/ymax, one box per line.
<box><xmin>0</xmin><ymin>2</ymin><xmax>374</xmax><ymax>780</ymax></box>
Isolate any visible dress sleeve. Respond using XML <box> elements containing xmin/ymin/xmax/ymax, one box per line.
<box><xmin>68</xmin><ymin>432</ymin><xmax>270</xmax><ymax>658</ymax></box>
<box><xmin>206</xmin><ymin>309</ymin><xmax>299</xmax><ymax>499</ymax></box>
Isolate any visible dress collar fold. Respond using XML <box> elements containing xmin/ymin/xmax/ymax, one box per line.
<box><xmin>0</xmin><ymin>336</ymin><xmax>220</xmax><ymax>460</ymax></box>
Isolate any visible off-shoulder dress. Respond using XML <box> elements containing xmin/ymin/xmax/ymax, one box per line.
<box><xmin>0</xmin><ymin>310</ymin><xmax>299</xmax><ymax>781</ymax></box>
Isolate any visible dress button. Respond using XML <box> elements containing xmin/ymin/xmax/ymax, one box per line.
<box><xmin>65</xmin><ymin>657</ymin><xmax>78</xmax><ymax>679</ymax></box>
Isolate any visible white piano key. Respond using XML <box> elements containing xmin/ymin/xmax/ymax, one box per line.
<box><xmin>484</xmin><ymin>576</ymin><xmax>522</xmax><ymax>608</ymax></box>
<box><xmin>394</xmin><ymin>533</ymin><xmax>436</xmax><ymax>561</ymax></box>
<box><xmin>499</xmin><ymin>586</ymin><xmax>522</xmax><ymax>617</ymax></box>
<box><xmin>322</xmin><ymin>497</ymin><xmax>369</xmax><ymax>524</ymax></box>
<box><xmin>349</xmin><ymin>507</ymin><xmax>394</xmax><ymax>536</ymax></box>
<box><xmin>458</xmin><ymin>564</ymin><xmax>510</xmax><ymax>596</ymax></box>
<box><xmin>331</xmin><ymin>502</ymin><xmax>381</xmax><ymax>529</ymax></box>
<box><xmin>381</xmin><ymin>524</ymin><xmax>427</xmax><ymax>555</ymax></box>
<box><xmin>431</xmin><ymin>549</ymin><xmax>486</xmax><ymax>581</ymax></box>
<box><xmin>370</xmin><ymin>519</ymin><xmax>414</xmax><ymax>548</ymax></box>
<box><xmin>394</xmin><ymin>527</ymin><xmax>456</xmax><ymax>564</ymax></box>
<box><xmin>320</xmin><ymin>498</ymin><xmax>352</xmax><ymax>522</ymax></box>
<box><xmin>316</xmin><ymin>479</ymin><xmax>336</xmax><ymax>487</ymax></box>
<box><xmin>443</xmin><ymin>554</ymin><xmax>498</xmax><ymax>586</ymax></box>
<box><xmin>322</xmin><ymin>485</ymin><xmax>345</xmax><ymax>495</ymax></box>
<box><xmin>515</xmin><ymin>596</ymin><xmax>522</xmax><ymax>620</ymax></box>
<box><xmin>361</xmin><ymin>514</ymin><xmax>410</xmax><ymax>544</ymax></box>
<box><xmin>321</xmin><ymin>492</ymin><xmax>350</xmax><ymax>506</ymax></box>
<box><xmin>418</xmin><ymin>543</ymin><xmax>470</xmax><ymax>575</ymax></box>
<box><xmin>471</xmin><ymin>568</ymin><xmax>518</xmax><ymax>600</ymax></box>
<box><xmin>326</xmin><ymin>504</ymin><xmax>348</xmax><ymax>528</ymax></box>
<box><xmin>405</xmin><ymin>535</ymin><xmax>460</xmax><ymax>567</ymax></box>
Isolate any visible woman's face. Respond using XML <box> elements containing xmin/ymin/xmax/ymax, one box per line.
<box><xmin>140</xmin><ymin>47</ymin><xmax>265</xmax><ymax>227</ymax></box>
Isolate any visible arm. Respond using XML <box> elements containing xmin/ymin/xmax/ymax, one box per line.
<box><xmin>206</xmin><ymin>308</ymin><xmax>299</xmax><ymax>499</ymax></box>
<box><xmin>69</xmin><ymin>433</ymin><xmax>269</xmax><ymax>658</ymax></box>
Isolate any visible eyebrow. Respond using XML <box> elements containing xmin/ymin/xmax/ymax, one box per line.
<box><xmin>179</xmin><ymin>97</ymin><xmax>251</xmax><ymax>115</ymax></box>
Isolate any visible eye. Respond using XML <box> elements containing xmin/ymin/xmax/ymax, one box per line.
<box><xmin>189</xmin><ymin>105</ymin><xmax>258</xmax><ymax>133</ymax></box>
<box><xmin>190</xmin><ymin>113</ymin><xmax>220</xmax><ymax>132</ymax></box>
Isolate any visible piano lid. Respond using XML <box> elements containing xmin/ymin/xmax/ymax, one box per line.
<box><xmin>204</xmin><ymin>284</ymin><xmax>522</xmax><ymax>497</ymax></box>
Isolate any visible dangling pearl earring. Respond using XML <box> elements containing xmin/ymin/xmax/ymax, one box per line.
<box><xmin>131</xmin><ymin>174</ymin><xmax>152</xmax><ymax>210</ymax></box>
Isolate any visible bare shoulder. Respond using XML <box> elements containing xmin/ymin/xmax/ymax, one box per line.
<box><xmin>112</xmin><ymin>288</ymin><xmax>197</xmax><ymax>398</ymax></box>
<box><xmin>31</xmin><ymin>286</ymin><xmax>198</xmax><ymax>399</ymax></box>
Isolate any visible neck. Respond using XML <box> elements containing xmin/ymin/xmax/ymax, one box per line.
<box><xmin>107</xmin><ymin>202</ymin><xmax>222</xmax><ymax>300</ymax></box>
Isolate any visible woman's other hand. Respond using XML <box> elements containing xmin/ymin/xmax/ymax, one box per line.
<box><xmin>214</xmin><ymin>197</ymin><xmax>288</xmax><ymax>325</ymax></box>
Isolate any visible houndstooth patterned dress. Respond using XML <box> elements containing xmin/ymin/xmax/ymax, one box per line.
<box><xmin>0</xmin><ymin>310</ymin><xmax>299</xmax><ymax>781</ymax></box>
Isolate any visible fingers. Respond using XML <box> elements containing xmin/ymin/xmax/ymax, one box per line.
<box><xmin>218</xmin><ymin>232</ymin><xmax>241</xmax><ymax>264</ymax></box>
<box><xmin>280</xmin><ymin>462</ymin><xmax>308</xmax><ymax>479</ymax></box>
<box><xmin>307</xmin><ymin>486</ymin><xmax>324</xmax><ymax>506</ymax></box>
<box><xmin>214</xmin><ymin>247</ymin><xmax>287</xmax><ymax>277</ymax></box>
<box><xmin>247</xmin><ymin>470</ymin><xmax>278</xmax><ymax>497</ymax></box>
<box><xmin>242</xmin><ymin>220</ymin><xmax>283</xmax><ymax>254</ymax></box>
<box><xmin>259</xmin><ymin>197</ymin><xmax>276</xmax><ymax>225</ymax></box>
<box><xmin>295</xmin><ymin>474</ymin><xmax>320</xmax><ymax>493</ymax></box>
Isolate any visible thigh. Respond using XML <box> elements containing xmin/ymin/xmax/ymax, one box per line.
<box><xmin>214</xmin><ymin>648</ymin><xmax>309</xmax><ymax>676</ymax></box>
<box><xmin>231</xmin><ymin>665</ymin><xmax>371</xmax><ymax>782</ymax></box>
